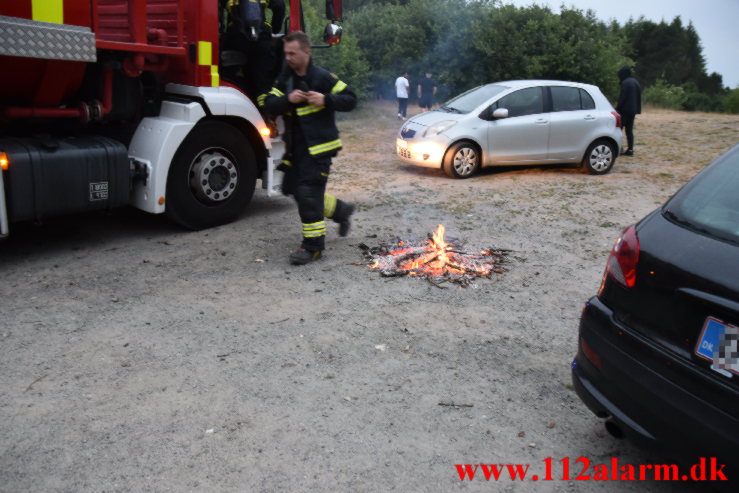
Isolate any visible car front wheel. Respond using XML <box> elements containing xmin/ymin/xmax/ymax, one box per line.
<box><xmin>583</xmin><ymin>140</ymin><xmax>616</xmax><ymax>175</ymax></box>
<box><xmin>443</xmin><ymin>142</ymin><xmax>480</xmax><ymax>178</ymax></box>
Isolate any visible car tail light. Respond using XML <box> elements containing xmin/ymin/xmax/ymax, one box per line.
<box><xmin>611</xmin><ymin>111</ymin><xmax>621</xmax><ymax>128</ymax></box>
<box><xmin>603</xmin><ymin>225</ymin><xmax>640</xmax><ymax>289</ymax></box>
<box><xmin>580</xmin><ymin>337</ymin><xmax>602</xmax><ymax>370</ymax></box>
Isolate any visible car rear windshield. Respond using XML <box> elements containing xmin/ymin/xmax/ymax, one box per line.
<box><xmin>441</xmin><ymin>84</ymin><xmax>508</xmax><ymax>114</ymax></box>
<box><xmin>663</xmin><ymin>146</ymin><xmax>739</xmax><ymax>246</ymax></box>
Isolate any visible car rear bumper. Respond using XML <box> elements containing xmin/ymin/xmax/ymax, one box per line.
<box><xmin>572</xmin><ymin>296</ymin><xmax>738</xmax><ymax>485</ymax></box>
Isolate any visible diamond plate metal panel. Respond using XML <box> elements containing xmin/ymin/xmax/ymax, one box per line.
<box><xmin>0</xmin><ymin>15</ymin><xmax>96</xmax><ymax>62</ymax></box>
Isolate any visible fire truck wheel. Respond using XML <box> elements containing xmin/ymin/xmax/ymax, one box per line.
<box><xmin>443</xmin><ymin>141</ymin><xmax>480</xmax><ymax>179</ymax></box>
<box><xmin>166</xmin><ymin>121</ymin><xmax>257</xmax><ymax>230</ymax></box>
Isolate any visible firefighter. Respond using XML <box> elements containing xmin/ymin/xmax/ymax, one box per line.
<box><xmin>261</xmin><ymin>31</ymin><xmax>356</xmax><ymax>265</ymax></box>
<box><xmin>222</xmin><ymin>0</ymin><xmax>285</xmax><ymax>101</ymax></box>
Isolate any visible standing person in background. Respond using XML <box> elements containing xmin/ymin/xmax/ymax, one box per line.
<box><xmin>418</xmin><ymin>71</ymin><xmax>437</xmax><ymax>112</ymax></box>
<box><xmin>395</xmin><ymin>71</ymin><xmax>410</xmax><ymax>120</ymax></box>
<box><xmin>262</xmin><ymin>31</ymin><xmax>357</xmax><ymax>265</ymax></box>
<box><xmin>616</xmin><ymin>65</ymin><xmax>642</xmax><ymax>156</ymax></box>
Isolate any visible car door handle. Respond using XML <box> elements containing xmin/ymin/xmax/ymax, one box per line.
<box><xmin>535</xmin><ymin>118</ymin><xmax>548</xmax><ymax>124</ymax></box>
<box><xmin>584</xmin><ymin>115</ymin><xmax>596</xmax><ymax>120</ymax></box>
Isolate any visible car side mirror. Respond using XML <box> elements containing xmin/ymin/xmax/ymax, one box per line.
<box><xmin>492</xmin><ymin>108</ymin><xmax>509</xmax><ymax>119</ymax></box>
<box><xmin>479</xmin><ymin>107</ymin><xmax>494</xmax><ymax>120</ymax></box>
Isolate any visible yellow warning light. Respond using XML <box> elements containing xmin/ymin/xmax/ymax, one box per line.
<box><xmin>259</xmin><ymin>127</ymin><xmax>271</xmax><ymax>137</ymax></box>
<box><xmin>0</xmin><ymin>152</ymin><xmax>8</xmax><ymax>171</ymax></box>
<box><xmin>158</xmin><ymin>197</ymin><xmax>165</xmax><ymax>205</ymax></box>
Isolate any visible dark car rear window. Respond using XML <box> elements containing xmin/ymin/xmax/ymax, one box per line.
<box><xmin>663</xmin><ymin>145</ymin><xmax>739</xmax><ymax>245</ymax></box>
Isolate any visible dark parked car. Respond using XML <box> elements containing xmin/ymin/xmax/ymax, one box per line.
<box><xmin>572</xmin><ymin>144</ymin><xmax>739</xmax><ymax>489</ymax></box>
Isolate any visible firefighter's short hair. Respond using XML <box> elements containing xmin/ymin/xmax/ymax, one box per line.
<box><xmin>284</xmin><ymin>31</ymin><xmax>311</xmax><ymax>50</ymax></box>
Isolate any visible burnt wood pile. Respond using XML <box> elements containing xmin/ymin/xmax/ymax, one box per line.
<box><xmin>359</xmin><ymin>228</ymin><xmax>514</xmax><ymax>287</ymax></box>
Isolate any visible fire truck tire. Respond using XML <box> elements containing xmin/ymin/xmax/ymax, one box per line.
<box><xmin>166</xmin><ymin>120</ymin><xmax>257</xmax><ymax>230</ymax></box>
<box><xmin>443</xmin><ymin>141</ymin><xmax>480</xmax><ymax>179</ymax></box>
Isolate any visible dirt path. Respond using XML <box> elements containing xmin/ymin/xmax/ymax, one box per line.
<box><xmin>1</xmin><ymin>102</ymin><xmax>737</xmax><ymax>492</ymax></box>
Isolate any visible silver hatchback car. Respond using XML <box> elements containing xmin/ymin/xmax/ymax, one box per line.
<box><xmin>396</xmin><ymin>80</ymin><xmax>622</xmax><ymax>178</ymax></box>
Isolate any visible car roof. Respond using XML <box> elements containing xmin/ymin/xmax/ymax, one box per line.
<box><xmin>491</xmin><ymin>80</ymin><xmax>599</xmax><ymax>91</ymax></box>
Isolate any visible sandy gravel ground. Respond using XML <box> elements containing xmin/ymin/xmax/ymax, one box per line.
<box><xmin>1</xmin><ymin>102</ymin><xmax>737</xmax><ymax>492</ymax></box>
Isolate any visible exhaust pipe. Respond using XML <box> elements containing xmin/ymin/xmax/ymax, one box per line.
<box><xmin>605</xmin><ymin>419</ymin><xmax>625</xmax><ymax>439</ymax></box>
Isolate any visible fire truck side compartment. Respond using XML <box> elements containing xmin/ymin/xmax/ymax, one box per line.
<box><xmin>1</xmin><ymin>136</ymin><xmax>130</xmax><ymax>222</ymax></box>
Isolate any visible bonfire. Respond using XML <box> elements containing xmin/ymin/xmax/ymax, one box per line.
<box><xmin>360</xmin><ymin>224</ymin><xmax>513</xmax><ymax>287</ymax></box>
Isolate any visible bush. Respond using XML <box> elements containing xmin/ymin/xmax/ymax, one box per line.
<box><xmin>643</xmin><ymin>79</ymin><xmax>686</xmax><ymax>110</ymax></box>
<box><xmin>721</xmin><ymin>88</ymin><xmax>739</xmax><ymax>114</ymax></box>
<box><xmin>682</xmin><ymin>91</ymin><xmax>717</xmax><ymax>112</ymax></box>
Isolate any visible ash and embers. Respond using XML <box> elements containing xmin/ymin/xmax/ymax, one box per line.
<box><xmin>359</xmin><ymin>224</ymin><xmax>515</xmax><ymax>287</ymax></box>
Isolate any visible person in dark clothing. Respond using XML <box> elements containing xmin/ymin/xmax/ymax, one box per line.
<box><xmin>261</xmin><ymin>31</ymin><xmax>357</xmax><ymax>265</ymax></box>
<box><xmin>418</xmin><ymin>72</ymin><xmax>437</xmax><ymax>111</ymax></box>
<box><xmin>222</xmin><ymin>0</ymin><xmax>285</xmax><ymax>102</ymax></box>
<box><xmin>616</xmin><ymin>65</ymin><xmax>642</xmax><ymax>156</ymax></box>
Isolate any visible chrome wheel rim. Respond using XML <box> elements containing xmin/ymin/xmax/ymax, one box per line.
<box><xmin>453</xmin><ymin>147</ymin><xmax>478</xmax><ymax>176</ymax></box>
<box><xmin>188</xmin><ymin>149</ymin><xmax>238</xmax><ymax>204</ymax></box>
<box><xmin>589</xmin><ymin>144</ymin><xmax>613</xmax><ymax>172</ymax></box>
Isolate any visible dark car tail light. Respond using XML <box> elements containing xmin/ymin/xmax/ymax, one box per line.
<box><xmin>602</xmin><ymin>225</ymin><xmax>640</xmax><ymax>289</ymax></box>
<box><xmin>611</xmin><ymin>111</ymin><xmax>621</xmax><ymax>128</ymax></box>
<box><xmin>580</xmin><ymin>337</ymin><xmax>602</xmax><ymax>370</ymax></box>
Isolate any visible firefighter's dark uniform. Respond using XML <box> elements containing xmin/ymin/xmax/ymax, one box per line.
<box><xmin>222</xmin><ymin>0</ymin><xmax>285</xmax><ymax>101</ymax></box>
<box><xmin>262</xmin><ymin>62</ymin><xmax>356</xmax><ymax>257</ymax></box>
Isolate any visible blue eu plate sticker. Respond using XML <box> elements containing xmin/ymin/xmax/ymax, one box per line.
<box><xmin>695</xmin><ymin>317</ymin><xmax>738</xmax><ymax>376</ymax></box>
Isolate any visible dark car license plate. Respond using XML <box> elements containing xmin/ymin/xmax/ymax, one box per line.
<box><xmin>695</xmin><ymin>317</ymin><xmax>738</xmax><ymax>377</ymax></box>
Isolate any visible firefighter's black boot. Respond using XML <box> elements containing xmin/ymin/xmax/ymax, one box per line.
<box><xmin>337</xmin><ymin>202</ymin><xmax>355</xmax><ymax>237</ymax></box>
<box><xmin>289</xmin><ymin>248</ymin><xmax>322</xmax><ymax>265</ymax></box>
<box><xmin>328</xmin><ymin>199</ymin><xmax>355</xmax><ymax>237</ymax></box>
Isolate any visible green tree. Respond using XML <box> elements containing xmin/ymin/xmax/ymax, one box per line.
<box><xmin>643</xmin><ymin>79</ymin><xmax>687</xmax><ymax>110</ymax></box>
<box><xmin>466</xmin><ymin>5</ymin><xmax>629</xmax><ymax>99</ymax></box>
<box><xmin>299</xmin><ymin>0</ymin><xmax>372</xmax><ymax>97</ymax></box>
<box><xmin>623</xmin><ymin>17</ymin><xmax>711</xmax><ymax>89</ymax></box>
<box><xmin>721</xmin><ymin>88</ymin><xmax>739</xmax><ymax>114</ymax></box>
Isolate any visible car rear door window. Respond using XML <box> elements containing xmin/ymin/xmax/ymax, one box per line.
<box><xmin>579</xmin><ymin>88</ymin><xmax>595</xmax><ymax>109</ymax></box>
<box><xmin>551</xmin><ymin>86</ymin><xmax>581</xmax><ymax>112</ymax></box>
<box><xmin>664</xmin><ymin>147</ymin><xmax>739</xmax><ymax>245</ymax></box>
<box><xmin>496</xmin><ymin>87</ymin><xmax>543</xmax><ymax>118</ymax></box>
<box><xmin>549</xmin><ymin>86</ymin><xmax>596</xmax><ymax>112</ymax></box>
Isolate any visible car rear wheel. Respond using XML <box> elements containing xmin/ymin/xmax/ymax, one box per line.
<box><xmin>583</xmin><ymin>139</ymin><xmax>616</xmax><ymax>175</ymax></box>
<box><xmin>443</xmin><ymin>142</ymin><xmax>480</xmax><ymax>178</ymax></box>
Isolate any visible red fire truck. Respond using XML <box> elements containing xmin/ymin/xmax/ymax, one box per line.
<box><xmin>0</xmin><ymin>0</ymin><xmax>343</xmax><ymax>237</ymax></box>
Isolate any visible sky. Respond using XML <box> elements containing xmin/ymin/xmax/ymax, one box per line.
<box><xmin>503</xmin><ymin>0</ymin><xmax>739</xmax><ymax>88</ymax></box>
